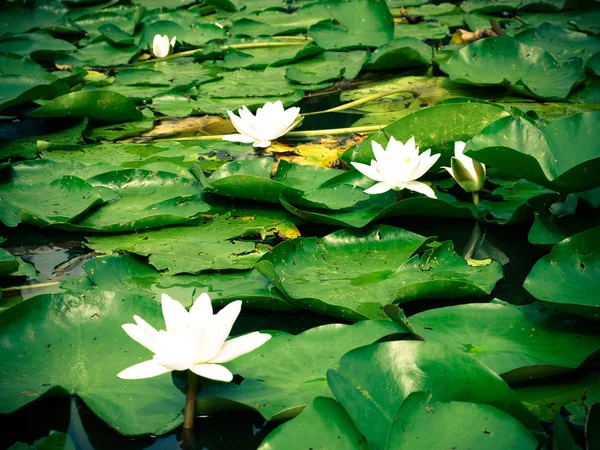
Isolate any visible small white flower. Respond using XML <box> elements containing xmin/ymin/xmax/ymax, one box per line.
<box><xmin>442</xmin><ymin>141</ymin><xmax>486</xmax><ymax>193</ymax></box>
<box><xmin>152</xmin><ymin>34</ymin><xmax>176</xmax><ymax>58</ymax></box>
<box><xmin>223</xmin><ymin>100</ymin><xmax>301</xmax><ymax>148</ymax></box>
<box><xmin>215</xmin><ymin>22</ymin><xmax>224</xmax><ymax>29</ymax></box>
<box><xmin>351</xmin><ymin>136</ymin><xmax>440</xmax><ymax>198</ymax></box>
<box><xmin>117</xmin><ymin>293</ymin><xmax>271</xmax><ymax>382</ymax></box>
<box><xmin>550</xmin><ymin>193</ymin><xmax>578</xmax><ymax>218</ymax></box>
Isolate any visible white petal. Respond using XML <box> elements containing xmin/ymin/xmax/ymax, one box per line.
<box><xmin>211</xmin><ymin>332</ymin><xmax>272</xmax><ymax>363</ymax></box>
<box><xmin>152</xmin><ymin>35</ymin><xmax>169</xmax><ymax>58</ymax></box>
<box><xmin>190</xmin><ymin>292</ymin><xmax>213</xmax><ymax>322</ymax></box>
<box><xmin>252</xmin><ymin>140</ymin><xmax>272</xmax><ymax>148</ymax></box>
<box><xmin>190</xmin><ymin>363</ymin><xmax>233</xmax><ymax>382</ymax></box>
<box><xmin>122</xmin><ymin>323</ymin><xmax>158</xmax><ymax>354</ymax></box>
<box><xmin>281</xmin><ymin>106</ymin><xmax>300</xmax><ymax>129</ymax></box>
<box><xmin>133</xmin><ymin>315</ymin><xmax>160</xmax><ymax>339</ymax></box>
<box><xmin>237</xmin><ymin>105</ymin><xmax>255</xmax><ymax>122</ymax></box>
<box><xmin>454</xmin><ymin>141</ymin><xmax>466</xmax><ymax>157</ymax></box>
<box><xmin>371</xmin><ymin>141</ymin><xmax>387</xmax><ymax>163</ymax></box>
<box><xmin>412</xmin><ymin>151</ymin><xmax>440</xmax><ymax>180</ymax></box>
<box><xmin>213</xmin><ymin>300</ymin><xmax>242</xmax><ymax>340</ymax></box>
<box><xmin>117</xmin><ymin>360</ymin><xmax>171</xmax><ymax>379</ymax></box>
<box><xmin>161</xmin><ymin>293</ymin><xmax>189</xmax><ymax>333</ymax></box>
<box><xmin>222</xmin><ymin>133</ymin><xmax>256</xmax><ymax>144</ymax></box>
<box><xmin>351</xmin><ymin>161</ymin><xmax>386</xmax><ymax>182</ymax></box>
<box><xmin>153</xmin><ymin>353</ymin><xmax>192</xmax><ymax>371</ymax></box>
<box><xmin>441</xmin><ymin>166</ymin><xmax>453</xmax><ymax>177</ymax></box>
<box><xmin>364</xmin><ymin>181</ymin><xmax>393</xmax><ymax>194</ymax></box>
<box><xmin>170</xmin><ymin>36</ymin><xmax>176</xmax><ymax>48</ymax></box>
<box><xmin>405</xmin><ymin>181</ymin><xmax>437</xmax><ymax>199</ymax></box>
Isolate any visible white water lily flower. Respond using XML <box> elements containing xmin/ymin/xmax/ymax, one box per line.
<box><xmin>117</xmin><ymin>293</ymin><xmax>271</xmax><ymax>382</ymax></box>
<box><xmin>442</xmin><ymin>141</ymin><xmax>486</xmax><ymax>193</ymax></box>
<box><xmin>351</xmin><ymin>136</ymin><xmax>440</xmax><ymax>198</ymax></box>
<box><xmin>223</xmin><ymin>100</ymin><xmax>301</xmax><ymax>148</ymax></box>
<box><xmin>152</xmin><ymin>34</ymin><xmax>176</xmax><ymax>58</ymax></box>
<box><xmin>550</xmin><ymin>193</ymin><xmax>578</xmax><ymax>217</ymax></box>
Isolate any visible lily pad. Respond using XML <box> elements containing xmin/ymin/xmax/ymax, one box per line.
<box><xmin>285</xmin><ymin>50</ymin><xmax>367</xmax><ymax>84</ymax></box>
<box><xmin>327</xmin><ymin>341</ymin><xmax>542</xmax><ymax>450</ymax></box>
<box><xmin>0</xmin><ymin>290</ymin><xmax>186</xmax><ymax>436</ymax></box>
<box><xmin>409</xmin><ymin>302</ymin><xmax>600</xmax><ymax>382</ymax></box>
<box><xmin>195</xmin><ymin>320</ymin><xmax>406</xmax><ymax>421</ymax></box>
<box><xmin>29</xmin><ymin>91</ymin><xmax>143</xmax><ymax>123</ymax></box>
<box><xmin>515</xmin><ymin>23</ymin><xmax>600</xmax><ymax>64</ymax></box>
<box><xmin>524</xmin><ymin>227</ymin><xmax>600</xmax><ymax>321</ymax></box>
<box><xmin>57</xmin><ymin>169</ymin><xmax>210</xmax><ymax>232</ymax></box>
<box><xmin>81</xmin><ymin>254</ymin><xmax>294</xmax><ymax>311</ymax></box>
<box><xmin>0</xmin><ymin>74</ymin><xmax>63</xmax><ymax>112</ymax></box>
<box><xmin>440</xmin><ymin>36</ymin><xmax>584</xmax><ymax>100</ymax></box>
<box><xmin>220</xmin><ymin>43</ymin><xmax>323</xmax><ymax>70</ymax></box>
<box><xmin>257</xmin><ymin>397</ymin><xmax>366</xmax><ymax>450</ymax></box>
<box><xmin>364</xmin><ymin>38</ymin><xmax>432</xmax><ymax>70</ymax></box>
<box><xmin>386</xmin><ymin>393</ymin><xmax>539</xmax><ymax>450</ymax></box>
<box><xmin>465</xmin><ymin>112</ymin><xmax>600</xmax><ymax>192</ymax></box>
<box><xmin>255</xmin><ymin>226</ymin><xmax>502</xmax><ymax>320</ymax></box>
<box><xmin>307</xmin><ymin>0</ymin><xmax>394</xmax><ymax>50</ymax></box>
<box><xmin>85</xmin><ymin>214</ymin><xmax>300</xmax><ymax>274</ymax></box>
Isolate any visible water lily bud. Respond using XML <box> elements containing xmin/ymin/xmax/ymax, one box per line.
<box><xmin>152</xmin><ymin>34</ymin><xmax>176</xmax><ymax>58</ymax></box>
<box><xmin>442</xmin><ymin>141</ymin><xmax>486</xmax><ymax>193</ymax></box>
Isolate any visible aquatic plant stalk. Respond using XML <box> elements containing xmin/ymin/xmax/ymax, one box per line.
<box><xmin>183</xmin><ymin>371</ymin><xmax>198</xmax><ymax>429</ymax></box>
<box><xmin>302</xmin><ymin>89</ymin><xmax>417</xmax><ymax>116</ymax></box>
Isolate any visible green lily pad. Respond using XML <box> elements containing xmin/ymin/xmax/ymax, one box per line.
<box><xmin>465</xmin><ymin>112</ymin><xmax>600</xmax><ymax>192</ymax></box>
<box><xmin>0</xmin><ymin>172</ymin><xmax>104</xmax><ymax>228</ymax></box>
<box><xmin>477</xmin><ymin>179</ymin><xmax>555</xmax><ymax>225</ymax></box>
<box><xmin>58</xmin><ymin>168</ymin><xmax>210</xmax><ymax>232</ymax></box>
<box><xmin>257</xmin><ymin>396</ymin><xmax>366</xmax><ymax>450</ymax></box>
<box><xmin>220</xmin><ymin>43</ymin><xmax>323</xmax><ymax>70</ymax></box>
<box><xmin>85</xmin><ymin>213</ymin><xmax>300</xmax><ymax>274</ymax></box>
<box><xmin>0</xmin><ymin>118</ymin><xmax>87</xmax><ymax>161</ymax></box>
<box><xmin>30</xmin><ymin>91</ymin><xmax>143</xmax><ymax>123</ymax></box>
<box><xmin>256</xmin><ymin>226</ymin><xmax>502</xmax><ymax>320</ymax></box>
<box><xmin>8</xmin><ymin>431</ymin><xmax>76</xmax><ymax>450</ymax></box>
<box><xmin>386</xmin><ymin>393</ymin><xmax>538</xmax><ymax>450</ymax></box>
<box><xmin>285</xmin><ymin>50</ymin><xmax>367</xmax><ymax>84</ymax></box>
<box><xmin>327</xmin><ymin>341</ymin><xmax>542</xmax><ymax>450</ymax></box>
<box><xmin>409</xmin><ymin>302</ymin><xmax>600</xmax><ymax>382</ymax></box>
<box><xmin>524</xmin><ymin>227</ymin><xmax>600</xmax><ymax>320</ymax></box>
<box><xmin>440</xmin><ymin>36</ymin><xmax>584</xmax><ymax>100</ymax></box>
<box><xmin>528</xmin><ymin>195</ymin><xmax>600</xmax><ymax>246</ymax></box>
<box><xmin>364</xmin><ymin>38</ymin><xmax>432</xmax><ymax>70</ymax></box>
<box><xmin>200</xmin><ymin>67</ymin><xmax>296</xmax><ymax>98</ymax></box>
<box><xmin>394</xmin><ymin>22</ymin><xmax>449</xmax><ymax>40</ymax></box>
<box><xmin>195</xmin><ymin>320</ymin><xmax>406</xmax><ymax>420</ymax></box>
<box><xmin>81</xmin><ymin>254</ymin><xmax>294</xmax><ymax>311</ymax></box>
<box><xmin>515</xmin><ymin>23</ymin><xmax>600</xmax><ymax>64</ymax></box>
<box><xmin>342</xmin><ymin>101</ymin><xmax>510</xmax><ymax>165</ymax></box>
<box><xmin>72</xmin><ymin>41</ymin><xmax>140</xmax><ymax>67</ymax></box>
<box><xmin>0</xmin><ymin>32</ymin><xmax>76</xmax><ymax>57</ymax></box>
<box><xmin>307</xmin><ymin>0</ymin><xmax>394</xmax><ymax>50</ymax></box>
<box><xmin>515</xmin><ymin>372</ymin><xmax>600</xmax><ymax>423</ymax></box>
<box><xmin>0</xmin><ymin>74</ymin><xmax>63</xmax><ymax>112</ymax></box>
<box><xmin>0</xmin><ymin>290</ymin><xmax>185</xmax><ymax>436</ymax></box>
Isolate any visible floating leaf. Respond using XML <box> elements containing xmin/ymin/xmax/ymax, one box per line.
<box><xmin>465</xmin><ymin>112</ymin><xmax>600</xmax><ymax>192</ymax></box>
<box><xmin>195</xmin><ymin>320</ymin><xmax>406</xmax><ymax>420</ymax></box>
<box><xmin>308</xmin><ymin>0</ymin><xmax>394</xmax><ymax>50</ymax></box>
<box><xmin>364</xmin><ymin>38</ymin><xmax>432</xmax><ymax>70</ymax></box>
<box><xmin>440</xmin><ymin>36</ymin><xmax>584</xmax><ymax>100</ymax></box>
<box><xmin>0</xmin><ymin>291</ymin><xmax>185</xmax><ymax>436</ymax></box>
<box><xmin>256</xmin><ymin>226</ymin><xmax>502</xmax><ymax>320</ymax></box>
<box><xmin>409</xmin><ymin>302</ymin><xmax>600</xmax><ymax>382</ymax></box>
<box><xmin>327</xmin><ymin>341</ymin><xmax>542</xmax><ymax>450</ymax></box>
<box><xmin>30</xmin><ymin>91</ymin><xmax>143</xmax><ymax>123</ymax></box>
<box><xmin>524</xmin><ymin>227</ymin><xmax>600</xmax><ymax>320</ymax></box>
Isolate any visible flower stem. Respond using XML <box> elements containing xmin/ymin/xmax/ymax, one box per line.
<box><xmin>396</xmin><ymin>190</ymin><xmax>404</xmax><ymax>201</ymax></box>
<box><xmin>183</xmin><ymin>371</ymin><xmax>198</xmax><ymax>430</ymax></box>
<box><xmin>463</xmin><ymin>222</ymin><xmax>484</xmax><ymax>260</ymax></box>
<box><xmin>472</xmin><ymin>191</ymin><xmax>480</xmax><ymax>205</ymax></box>
<box><xmin>302</xmin><ymin>89</ymin><xmax>415</xmax><ymax>116</ymax></box>
<box><xmin>153</xmin><ymin>125</ymin><xmax>384</xmax><ymax>142</ymax></box>
<box><xmin>1</xmin><ymin>281</ymin><xmax>60</xmax><ymax>294</ymax></box>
